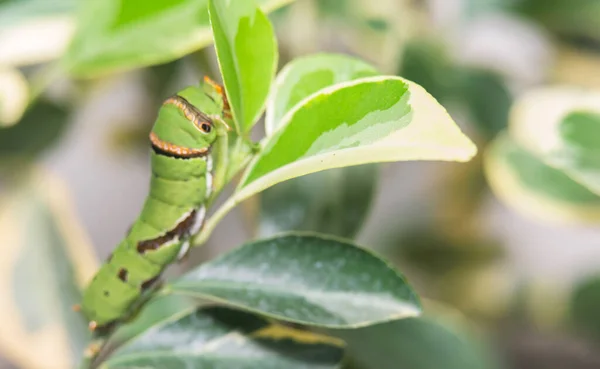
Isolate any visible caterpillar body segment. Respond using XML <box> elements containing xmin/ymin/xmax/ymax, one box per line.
<box><xmin>81</xmin><ymin>78</ymin><xmax>231</xmax><ymax>330</ymax></box>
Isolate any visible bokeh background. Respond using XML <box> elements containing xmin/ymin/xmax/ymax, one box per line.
<box><xmin>2</xmin><ymin>0</ymin><xmax>600</xmax><ymax>368</ymax></box>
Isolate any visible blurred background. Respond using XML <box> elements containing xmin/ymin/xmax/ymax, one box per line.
<box><xmin>2</xmin><ymin>0</ymin><xmax>600</xmax><ymax>368</ymax></box>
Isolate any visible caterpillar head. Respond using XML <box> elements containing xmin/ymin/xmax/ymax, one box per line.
<box><xmin>150</xmin><ymin>78</ymin><xmax>230</xmax><ymax>157</ymax></box>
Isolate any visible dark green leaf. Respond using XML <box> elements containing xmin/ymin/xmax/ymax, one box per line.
<box><xmin>258</xmin><ymin>165</ymin><xmax>378</xmax><ymax>238</ymax></box>
<box><xmin>102</xmin><ymin>307</ymin><xmax>344</xmax><ymax>369</ymax></box>
<box><xmin>571</xmin><ymin>275</ymin><xmax>600</xmax><ymax>341</ymax></box>
<box><xmin>516</xmin><ymin>0</ymin><xmax>600</xmax><ymax>42</ymax></box>
<box><xmin>170</xmin><ymin>233</ymin><xmax>421</xmax><ymax>328</ymax></box>
<box><xmin>0</xmin><ymin>99</ymin><xmax>69</xmax><ymax>163</ymax></box>
<box><xmin>333</xmin><ymin>317</ymin><xmax>500</xmax><ymax>369</ymax></box>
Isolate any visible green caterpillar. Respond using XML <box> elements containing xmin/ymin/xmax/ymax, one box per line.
<box><xmin>79</xmin><ymin>77</ymin><xmax>231</xmax><ymax>331</ymax></box>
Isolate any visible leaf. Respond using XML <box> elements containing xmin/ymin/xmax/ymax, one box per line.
<box><xmin>510</xmin><ymin>86</ymin><xmax>600</xmax><ymax>195</ymax></box>
<box><xmin>0</xmin><ymin>68</ymin><xmax>28</xmax><ymax>126</ymax></box>
<box><xmin>571</xmin><ymin>275</ymin><xmax>600</xmax><ymax>341</ymax></box>
<box><xmin>109</xmin><ymin>294</ymin><xmax>198</xmax><ymax>349</ymax></box>
<box><xmin>209</xmin><ymin>0</ymin><xmax>278</xmax><ymax>133</ymax></box>
<box><xmin>170</xmin><ymin>233</ymin><xmax>421</xmax><ymax>328</ymax></box>
<box><xmin>234</xmin><ymin>76</ymin><xmax>476</xmax><ymax>204</ymax></box>
<box><xmin>332</xmin><ymin>316</ymin><xmax>499</xmax><ymax>369</ymax></box>
<box><xmin>102</xmin><ymin>306</ymin><xmax>344</xmax><ymax>369</ymax></box>
<box><xmin>256</xmin><ymin>53</ymin><xmax>380</xmax><ymax>239</ymax></box>
<box><xmin>63</xmin><ymin>0</ymin><xmax>292</xmax><ymax>78</ymax></box>
<box><xmin>265</xmin><ymin>53</ymin><xmax>379</xmax><ymax>135</ymax></box>
<box><xmin>453</xmin><ymin>68</ymin><xmax>512</xmax><ymax>139</ymax></box>
<box><xmin>516</xmin><ymin>0</ymin><xmax>600</xmax><ymax>42</ymax></box>
<box><xmin>257</xmin><ymin>164</ymin><xmax>378</xmax><ymax>239</ymax></box>
<box><xmin>484</xmin><ymin>132</ymin><xmax>600</xmax><ymax>224</ymax></box>
<box><xmin>399</xmin><ymin>40</ymin><xmax>512</xmax><ymax>139</ymax></box>
<box><xmin>0</xmin><ymin>0</ymin><xmax>75</xmax><ymax>66</ymax></box>
<box><xmin>0</xmin><ymin>99</ymin><xmax>69</xmax><ymax>164</ymax></box>
<box><xmin>0</xmin><ymin>168</ymin><xmax>98</xmax><ymax>369</ymax></box>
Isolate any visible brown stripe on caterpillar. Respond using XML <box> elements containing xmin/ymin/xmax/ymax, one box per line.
<box><xmin>136</xmin><ymin>210</ymin><xmax>198</xmax><ymax>254</ymax></box>
<box><xmin>163</xmin><ymin>95</ymin><xmax>215</xmax><ymax>133</ymax></box>
<box><xmin>149</xmin><ymin>132</ymin><xmax>210</xmax><ymax>159</ymax></box>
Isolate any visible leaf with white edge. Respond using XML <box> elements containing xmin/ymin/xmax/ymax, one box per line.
<box><xmin>171</xmin><ymin>233</ymin><xmax>421</xmax><ymax>328</ymax></box>
<box><xmin>265</xmin><ymin>53</ymin><xmax>379</xmax><ymax>135</ymax></box>
<box><xmin>102</xmin><ymin>307</ymin><xmax>344</xmax><ymax>369</ymax></box>
<box><xmin>0</xmin><ymin>0</ymin><xmax>75</xmax><ymax>66</ymax></box>
<box><xmin>0</xmin><ymin>168</ymin><xmax>98</xmax><ymax>369</ymax></box>
<box><xmin>209</xmin><ymin>0</ymin><xmax>277</xmax><ymax>133</ymax></box>
<box><xmin>484</xmin><ymin>132</ymin><xmax>600</xmax><ymax>224</ymax></box>
<box><xmin>0</xmin><ymin>68</ymin><xmax>28</xmax><ymax>126</ymax></box>
<box><xmin>510</xmin><ymin>86</ymin><xmax>600</xmax><ymax>195</ymax></box>
<box><xmin>236</xmin><ymin>76</ymin><xmax>476</xmax><ymax>202</ymax></box>
<box><xmin>63</xmin><ymin>0</ymin><xmax>290</xmax><ymax>78</ymax></box>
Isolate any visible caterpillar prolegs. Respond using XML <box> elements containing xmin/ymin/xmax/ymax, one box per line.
<box><xmin>79</xmin><ymin>77</ymin><xmax>231</xmax><ymax>331</ymax></box>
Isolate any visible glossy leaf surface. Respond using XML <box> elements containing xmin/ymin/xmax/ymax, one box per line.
<box><xmin>63</xmin><ymin>0</ymin><xmax>292</xmax><ymax>78</ymax></box>
<box><xmin>102</xmin><ymin>307</ymin><xmax>344</xmax><ymax>369</ymax></box>
<box><xmin>209</xmin><ymin>0</ymin><xmax>277</xmax><ymax>133</ymax></box>
<box><xmin>171</xmin><ymin>233</ymin><xmax>421</xmax><ymax>328</ymax></box>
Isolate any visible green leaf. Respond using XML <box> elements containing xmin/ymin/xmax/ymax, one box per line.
<box><xmin>102</xmin><ymin>307</ymin><xmax>344</xmax><ymax>369</ymax></box>
<box><xmin>265</xmin><ymin>53</ymin><xmax>379</xmax><ymax>135</ymax></box>
<box><xmin>484</xmin><ymin>132</ymin><xmax>600</xmax><ymax>224</ymax></box>
<box><xmin>234</xmin><ymin>76</ymin><xmax>476</xmax><ymax>203</ymax></box>
<box><xmin>109</xmin><ymin>294</ymin><xmax>198</xmax><ymax>349</ymax></box>
<box><xmin>516</xmin><ymin>0</ymin><xmax>600</xmax><ymax>42</ymax></box>
<box><xmin>256</xmin><ymin>54</ymin><xmax>380</xmax><ymax>239</ymax></box>
<box><xmin>63</xmin><ymin>0</ymin><xmax>291</xmax><ymax>78</ymax></box>
<box><xmin>0</xmin><ymin>99</ymin><xmax>69</xmax><ymax>164</ymax></box>
<box><xmin>0</xmin><ymin>169</ymin><xmax>98</xmax><ymax>369</ymax></box>
<box><xmin>571</xmin><ymin>275</ymin><xmax>600</xmax><ymax>341</ymax></box>
<box><xmin>257</xmin><ymin>164</ymin><xmax>378</xmax><ymax>238</ymax></box>
<box><xmin>453</xmin><ymin>68</ymin><xmax>512</xmax><ymax>139</ymax></box>
<box><xmin>333</xmin><ymin>317</ymin><xmax>499</xmax><ymax>369</ymax></box>
<box><xmin>209</xmin><ymin>0</ymin><xmax>278</xmax><ymax>133</ymax></box>
<box><xmin>170</xmin><ymin>233</ymin><xmax>421</xmax><ymax>328</ymax></box>
<box><xmin>510</xmin><ymin>86</ymin><xmax>600</xmax><ymax>195</ymax></box>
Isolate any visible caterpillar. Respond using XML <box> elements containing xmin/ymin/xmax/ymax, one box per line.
<box><xmin>79</xmin><ymin>77</ymin><xmax>232</xmax><ymax>331</ymax></box>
